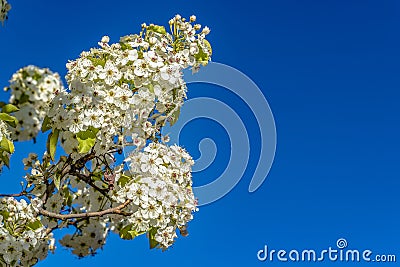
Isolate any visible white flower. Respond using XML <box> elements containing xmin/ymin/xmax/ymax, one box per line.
<box><xmin>98</xmin><ymin>61</ymin><xmax>122</xmax><ymax>85</ymax></box>
<box><xmin>114</xmin><ymin>86</ymin><xmax>134</xmax><ymax>110</ymax></box>
<box><xmin>144</xmin><ymin>51</ymin><xmax>164</xmax><ymax>69</ymax></box>
<box><xmin>101</xmin><ymin>35</ymin><xmax>110</xmax><ymax>43</ymax></box>
<box><xmin>159</xmin><ymin>64</ymin><xmax>181</xmax><ymax>84</ymax></box>
<box><xmin>120</xmin><ymin>49</ymin><xmax>138</xmax><ymax>65</ymax></box>
<box><xmin>202</xmin><ymin>26</ymin><xmax>211</xmax><ymax>35</ymax></box>
<box><xmin>155</xmin><ymin>226</ymin><xmax>177</xmax><ymax>248</ymax></box>
<box><xmin>133</xmin><ymin>59</ymin><xmax>149</xmax><ymax>77</ymax></box>
<box><xmin>129</xmin><ymin>36</ymin><xmax>148</xmax><ymax>49</ymax></box>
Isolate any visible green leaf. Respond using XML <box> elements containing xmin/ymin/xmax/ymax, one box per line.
<box><xmin>148</xmin><ymin>227</ymin><xmax>159</xmax><ymax>249</ymax></box>
<box><xmin>32</xmin><ymin>72</ymin><xmax>42</xmax><ymax>81</ymax></box>
<box><xmin>88</xmin><ymin>56</ymin><xmax>106</xmax><ymax>67</ymax></box>
<box><xmin>0</xmin><ymin>113</ymin><xmax>18</xmax><ymax>128</ymax></box>
<box><xmin>129</xmin><ymin>230</ymin><xmax>145</xmax><ymax>238</ymax></box>
<box><xmin>0</xmin><ymin>210</ymin><xmax>9</xmax><ymax>220</ymax></box>
<box><xmin>147</xmin><ymin>25</ymin><xmax>167</xmax><ymax>34</ymax></box>
<box><xmin>0</xmin><ymin>137</ymin><xmax>14</xmax><ymax>154</ymax></box>
<box><xmin>119</xmin><ymin>42</ymin><xmax>132</xmax><ymax>51</ymax></box>
<box><xmin>26</xmin><ymin>220</ymin><xmax>43</xmax><ymax>231</ymax></box>
<box><xmin>117</xmin><ymin>174</ymin><xmax>132</xmax><ymax>187</ymax></box>
<box><xmin>169</xmin><ymin>108</ymin><xmax>180</xmax><ymax>126</ymax></box>
<box><xmin>53</xmin><ymin>171</ymin><xmax>61</xmax><ymax>190</ymax></box>
<box><xmin>119</xmin><ymin>224</ymin><xmax>146</xmax><ymax>240</ymax></box>
<box><xmin>90</xmin><ymin>126</ymin><xmax>100</xmax><ymax>135</ymax></box>
<box><xmin>76</xmin><ymin>127</ymin><xmax>98</xmax><ymax>154</ymax></box>
<box><xmin>203</xmin><ymin>39</ymin><xmax>212</xmax><ymax>56</ymax></box>
<box><xmin>0</xmin><ymin>153</ymin><xmax>10</xmax><ymax>168</ymax></box>
<box><xmin>120</xmin><ymin>224</ymin><xmax>135</xmax><ymax>240</ymax></box>
<box><xmin>1</xmin><ymin>104</ymin><xmax>19</xmax><ymax>114</ymax></box>
<box><xmin>41</xmin><ymin>116</ymin><xmax>52</xmax><ymax>132</ymax></box>
<box><xmin>148</xmin><ymin>83</ymin><xmax>154</xmax><ymax>94</ymax></box>
<box><xmin>47</xmin><ymin>129</ymin><xmax>60</xmax><ymax>161</ymax></box>
<box><xmin>194</xmin><ymin>40</ymin><xmax>212</xmax><ymax>66</ymax></box>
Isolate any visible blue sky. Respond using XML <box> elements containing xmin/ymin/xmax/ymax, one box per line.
<box><xmin>1</xmin><ymin>0</ymin><xmax>400</xmax><ymax>266</ymax></box>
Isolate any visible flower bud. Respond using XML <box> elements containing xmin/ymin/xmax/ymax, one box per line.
<box><xmin>101</xmin><ymin>35</ymin><xmax>110</xmax><ymax>43</ymax></box>
<box><xmin>202</xmin><ymin>26</ymin><xmax>211</xmax><ymax>35</ymax></box>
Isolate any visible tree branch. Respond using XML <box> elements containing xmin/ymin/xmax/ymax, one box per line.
<box><xmin>0</xmin><ymin>192</ymin><xmax>27</xmax><ymax>197</ymax></box>
<box><xmin>39</xmin><ymin>200</ymin><xmax>131</xmax><ymax>220</ymax></box>
<box><xmin>70</xmin><ymin>171</ymin><xmax>112</xmax><ymax>199</ymax></box>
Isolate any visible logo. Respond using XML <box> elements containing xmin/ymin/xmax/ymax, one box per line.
<box><xmin>257</xmin><ymin>238</ymin><xmax>396</xmax><ymax>263</ymax></box>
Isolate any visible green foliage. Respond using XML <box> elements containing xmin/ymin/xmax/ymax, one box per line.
<box><xmin>0</xmin><ymin>153</ymin><xmax>10</xmax><ymax>168</ymax></box>
<box><xmin>41</xmin><ymin>116</ymin><xmax>52</xmax><ymax>132</ymax></box>
<box><xmin>76</xmin><ymin>127</ymin><xmax>99</xmax><ymax>153</ymax></box>
<box><xmin>147</xmin><ymin>25</ymin><xmax>167</xmax><ymax>34</ymax></box>
<box><xmin>47</xmin><ymin>129</ymin><xmax>60</xmax><ymax>161</ymax></box>
<box><xmin>119</xmin><ymin>224</ymin><xmax>145</xmax><ymax>240</ymax></box>
<box><xmin>0</xmin><ymin>137</ymin><xmax>14</xmax><ymax>154</ymax></box>
<box><xmin>1</xmin><ymin>104</ymin><xmax>19</xmax><ymax>114</ymax></box>
<box><xmin>117</xmin><ymin>174</ymin><xmax>132</xmax><ymax>187</ymax></box>
<box><xmin>0</xmin><ymin>112</ymin><xmax>18</xmax><ymax>127</ymax></box>
<box><xmin>148</xmin><ymin>227</ymin><xmax>159</xmax><ymax>249</ymax></box>
<box><xmin>26</xmin><ymin>220</ymin><xmax>43</xmax><ymax>231</ymax></box>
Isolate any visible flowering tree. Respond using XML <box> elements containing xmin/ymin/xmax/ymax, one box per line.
<box><xmin>0</xmin><ymin>14</ymin><xmax>212</xmax><ymax>266</ymax></box>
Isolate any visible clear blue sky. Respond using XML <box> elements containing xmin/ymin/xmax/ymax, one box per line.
<box><xmin>1</xmin><ymin>0</ymin><xmax>399</xmax><ymax>266</ymax></box>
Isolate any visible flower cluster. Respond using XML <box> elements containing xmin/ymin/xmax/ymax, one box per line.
<box><xmin>0</xmin><ymin>0</ymin><xmax>11</xmax><ymax>25</ymax></box>
<box><xmin>47</xmin><ymin>14</ymin><xmax>211</xmax><ymax>159</ymax></box>
<box><xmin>0</xmin><ymin>198</ymin><xmax>54</xmax><ymax>266</ymax></box>
<box><xmin>22</xmin><ymin>152</ymin><xmax>52</xmax><ymax>197</ymax></box>
<box><xmin>112</xmin><ymin>142</ymin><xmax>197</xmax><ymax>249</ymax></box>
<box><xmin>4</xmin><ymin>65</ymin><xmax>64</xmax><ymax>141</ymax></box>
<box><xmin>59</xmin><ymin>218</ymin><xmax>108</xmax><ymax>258</ymax></box>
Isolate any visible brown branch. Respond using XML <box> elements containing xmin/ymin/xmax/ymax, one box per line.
<box><xmin>39</xmin><ymin>200</ymin><xmax>131</xmax><ymax>220</ymax></box>
<box><xmin>0</xmin><ymin>192</ymin><xmax>27</xmax><ymax>198</ymax></box>
<box><xmin>71</xmin><ymin>152</ymin><xmax>96</xmax><ymax>171</ymax></box>
<box><xmin>70</xmin><ymin>171</ymin><xmax>111</xmax><ymax>199</ymax></box>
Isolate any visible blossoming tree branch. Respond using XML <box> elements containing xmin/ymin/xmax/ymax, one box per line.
<box><xmin>0</xmin><ymin>14</ymin><xmax>212</xmax><ymax>266</ymax></box>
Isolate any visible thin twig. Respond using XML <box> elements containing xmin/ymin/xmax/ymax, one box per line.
<box><xmin>0</xmin><ymin>192</ymin><xmax>27</xmax><ymax>198</ymax></box>
<box><xmin>70</xmin><ymin>171</ymin><xmax>111</xmax><ymax>200</ymax></box>
<box><xmin>39</xmin><ymin>200</ymin><xmax>131</xmax><ymax>220</ymax></box>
